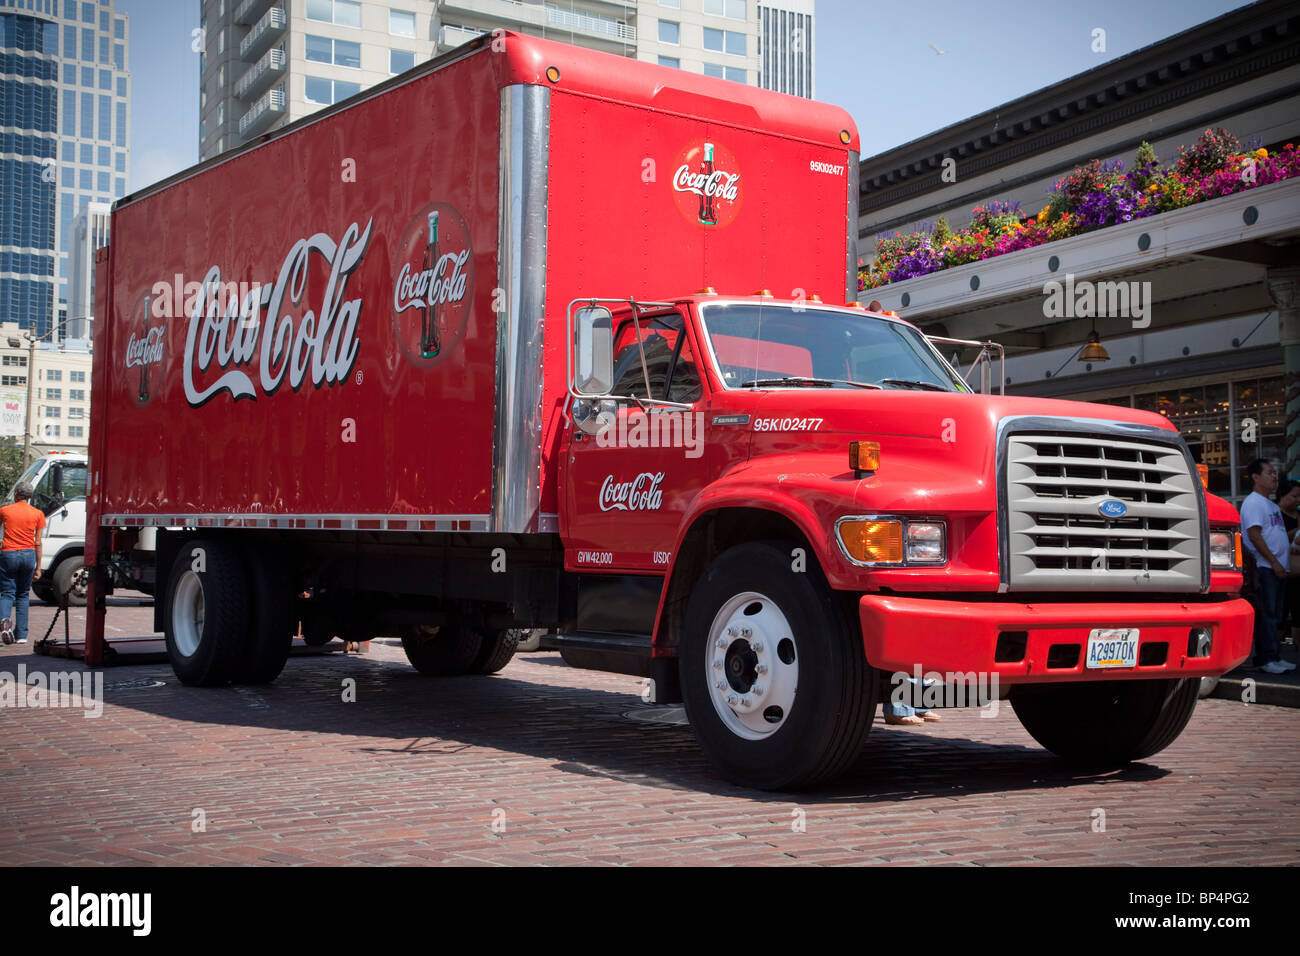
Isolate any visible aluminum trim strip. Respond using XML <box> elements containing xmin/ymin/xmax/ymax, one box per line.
<box><xmin>492</xmin><ymin>83</ymin><xmax>550</xmax><ymax>535</ymax></box>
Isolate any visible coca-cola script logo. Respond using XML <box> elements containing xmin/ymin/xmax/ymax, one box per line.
<box><xmin>598</xmin><ymin>472</ymin><xmax>665</xmax><ymax>512</ymax></box>
<box><xmin>671</xmin><ymin>140</ymin><xmax>743</xmax><ymax>229</ymax></box>
<box><xmin>180</xmin><ymin>220</ymin><xmax>372</xmax><ymax>407</ymax></box>
<box><xmin>126</xmin><ymin>293</ymin><xmax>168</xmax><ymax>405</ymax></box>
<box><xmin>391</xmin><ymin>202</ymin><xmax>474</xmax><ymax>368</ymax></box>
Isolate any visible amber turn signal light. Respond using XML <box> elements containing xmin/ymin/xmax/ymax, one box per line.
<box><xmin>838</xmin><ymin>519</ymin><xmax>902</xmax><ymax>563</ymax></box>
<box><xmin>849</xmin><ymin>440</ymin><xmax>880</xmax><ymax>473</ymax></box>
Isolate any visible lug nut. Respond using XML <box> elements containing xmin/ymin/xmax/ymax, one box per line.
<box><xmin>756</xmin><ymin>663</ymin><xmax>768</xmax><ymax>675</ymax></box>
<box><xmin>727</xmin><ymin>627</ymin><xmax>738</xmax><ymax>637</ymax></box>
<box><xmin>751</xmin><ymin>641</ymin><xmax>764</xmax><ymax>653</ymax></box>
<box><xmin>740</xmin><ymin>697</ymin><xmax>751</xmax><ymax>707</ymax></box>
<box><xmin>739</xmin><ymin>626</ymin><xmax>752</xmax><ymax>638</ymax></box>
<box><xmin>753</xmin><ymin>685</ymin><xmax>764</xmax><ymax>696</ymax></box>
<box><xmin>713</xmin><ymin>658</ymin><xmax>722</xmax><ymax>669</ymax></box>
<box><xmin>715</xmin><ymin>681</ymin><xmax>726</xmax><ymax>691</ymax></box>
<box><xmin>715</xmin><ymin>637</ymin><xmax>728</xmax><ymax>648</ymax></box>
<box><xmin>727</xmin><ymin>694</ymin><xmax>738</xmax><ymax>705</ymax></box>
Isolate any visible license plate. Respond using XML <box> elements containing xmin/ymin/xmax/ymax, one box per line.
<box><xmin>1086</xmin><ymin>628</ymin><xmax>1140</xmax><ymax>668</ymax></box>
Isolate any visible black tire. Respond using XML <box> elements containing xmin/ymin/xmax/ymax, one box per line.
<box><xmin>235</xmin><ymin>547</ymin><xmax>294</xmax><ymax>683</ymax></box>
<box><xmin>31</xmin><ymin>580</ymin><xmax>55</xmax><ymax>604</ymax></box>
<box><xmin>469</xmin><ymin>628</ymin><xmax>522</xmax><ymax>674</ymax></box>
<box><xmin>51</xmin><ymin>555</ymin><xmax>88</xmax><ymax>607</ymax></box>
<box><xmin>1011</xmin><ymin>677</ymin><xmax>1200</xmax><ymax>763</ymax></box>
<box><xmin>301</xmin><ymin>630</ymin><xmax>333</xmax><ymax>647</ymax></box>
<box><xmin>401</xmin><ymin>620</ymin><xmax>483</xmax><ymax>676</ymax></box>
<box><xmin>163</xmin><ymin>538</ymin><xmax>249</xmax><ymax>687</ymax></box>
<box><xmin>679</xmin><ymin>539</ymin><xmax>876</xmax><ymax>791</ymax></box>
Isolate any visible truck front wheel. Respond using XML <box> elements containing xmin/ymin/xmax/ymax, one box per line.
<box><xmin>679</xmin><ymin>540</ymin><xmax>876</xmax><ymax>791</ymax></box>
<box><xmin>1010</xmin><ymin>677</ymin><xmax>1199</xmax><ymax>763</ymax></box>
<box><xmin>469</xmin><ymin>628</ymin><xmax>523</xmax><ymax>674</ymax></box>
<box><xmin>51</xmin><ymin>555</ymin><xmax>88</xmax><ymax>607</ymax></box>
<box><xmin>163</xmin><ymin>538</ymin><xmax>249</xmax><ymax>687</ymax></box>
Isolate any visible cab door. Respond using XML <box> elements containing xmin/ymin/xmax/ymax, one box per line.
<box><xmin>563</xmin><ymin>309</ymin><xmax>711</xmax><ymax>573</ymax></box>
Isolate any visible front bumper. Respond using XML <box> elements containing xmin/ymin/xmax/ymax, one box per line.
<box><xmin>858</xmin><ymin>594</ymin><xmax>1253</xmax><ymax>683</ymax></box>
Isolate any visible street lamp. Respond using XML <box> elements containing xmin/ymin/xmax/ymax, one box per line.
<box><xmin>8</xmin><ymin>317</ymin><xmax>85</xmax><ymax>469</ymax></box>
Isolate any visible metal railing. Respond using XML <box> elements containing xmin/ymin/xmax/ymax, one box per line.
<box><xmin>238</xmin><ymin>84</ymin><xmax>285</xmax><ymax>137</ymax></box>
<box><xmin>234</xmin><ymin>45</ymin><xmax>285</xmax><ymax>100</ymax></box>
<box><xmin>545</xmin><ymin>4</ymin><xmax>636</xmax><ymax>41</ymax></box>
<box><xmin>239</xmin><ymin>5</ymin><xmax>285</xmax><ymax>60</ymax></box>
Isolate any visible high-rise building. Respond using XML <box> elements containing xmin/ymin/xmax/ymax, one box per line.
<box><xmin>201</xmin><ymin>0</ymin><xmax>797</xmax><ymax>160</ymax></box>
<box><xmin>66</xmin><ymin>199</ymin><xmax>108</xmax><ymax>342</ymax></box>
<box><xmin>0</xmin><ymin>0</ymin><xmax>130</xmax><ymax>341</ymax></box>
<box><xmin>757</xmin><ymin>0</ymin><xmax>812</xmax><ymax>98</ymax></box>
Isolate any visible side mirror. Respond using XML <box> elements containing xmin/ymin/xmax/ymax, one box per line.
<box><xmin>574</xmin><ymin>306</ymin><xmax>613</xmax><ymax>395</ymax></box>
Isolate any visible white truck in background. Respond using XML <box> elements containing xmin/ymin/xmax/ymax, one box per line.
<box><xmin>7</xmin><ymin>451</ymin><xmax>155</xmax><ymax>606</ymax></box>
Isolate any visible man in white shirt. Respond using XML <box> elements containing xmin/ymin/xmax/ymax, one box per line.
<box><xmin>1240</xmin><ymin>458</ymin><xmax>1298</xmax><ymax>674</ymax></box>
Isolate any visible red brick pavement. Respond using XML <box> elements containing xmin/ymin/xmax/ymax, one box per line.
<box><xmin>1</xmin><ymin>600</ymin><xmax>1297</xmax><ymax>866</ymax></box>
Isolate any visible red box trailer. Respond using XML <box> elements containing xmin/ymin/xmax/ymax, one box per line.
<box><xmin>87</xmin><ymin>33</ymin><xmax>1252</xmax><ymax>789</ymax></box>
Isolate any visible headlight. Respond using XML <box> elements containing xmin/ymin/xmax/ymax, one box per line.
<box><xmin>836</xmin><ymin>516</ymin><xmax>946</xmax><ymax>566</ymax></box>
<box><xmin>1209</xmin><ymin>531</ymin><xmax>1240</xmax><ymax>570</ymax></box>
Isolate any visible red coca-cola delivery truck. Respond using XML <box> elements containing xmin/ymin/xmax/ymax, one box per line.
<box><xmin>85</xmin><ymin>32</ymin><xmax>1253</xmax><ymax>790</ymax></box>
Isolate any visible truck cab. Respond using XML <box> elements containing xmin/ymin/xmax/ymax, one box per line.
<box><xmin>8</xmin><ymin>452</ymin><xmax>90</xmax><ymax>606</ymax></box>
<box><xmin>561</xmin><ymin>293</ymin><xmax>1251</xmax><ymax>788</ymax></box>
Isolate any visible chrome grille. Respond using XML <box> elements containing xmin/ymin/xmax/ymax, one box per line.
<box><xmin>1003</xmin><ymin>429</ymin><xmax>1203</xmax><ymax>591</ymax></box>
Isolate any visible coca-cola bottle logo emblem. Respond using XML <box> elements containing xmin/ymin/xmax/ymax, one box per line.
<box><xmin>671</xmin><ymin>140</ymin><xmax>743</xmax><ymax>229</ymax></box>
<box><xmin>392</xmin><ymin>202</ymin><xmax>475</xmax><ymax>369</ymax></box>
<box><xmin>125</xmin><ymin>292</ymin><xmax>167</xmax><ymax>405</ymax></box>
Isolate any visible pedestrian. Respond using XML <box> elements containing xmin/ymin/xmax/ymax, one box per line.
<box><xmin>1276</xmin><ymin>478</ymin><xmax>1300</xmax><ymax>645</ymax></box>
<box><xmin>0</xmin><ymin>481</ymin><xmax>46</xmax><ymax>645</ymax></box>
<box><xmin>883</xmin><ymin>676</ymin><xmax>942</xmax><ymax>726</ymax></box>
<box><xmin>1239</xmin><ymin>459</ymin><xmax>1298</xmax><ymax>675</ymax></box>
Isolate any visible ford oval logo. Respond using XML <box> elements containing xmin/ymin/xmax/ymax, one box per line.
<box><xmin>1098</xmin><ymin>499</ymin><xmax>1128</xmax><ymax>519</ymax></box>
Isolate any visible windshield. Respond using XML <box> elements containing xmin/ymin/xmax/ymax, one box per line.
<box><xmin>698</xmin><ymin>302</ymin><xmax>969</xmax><ymax>392</ymax></box>
<box><xmin>5</xmin><ymin>459</ymin><xmax>44</xmax><ymax>504</ymax></box>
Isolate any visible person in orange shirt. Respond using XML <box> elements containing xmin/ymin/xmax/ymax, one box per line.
<box><xmin>0</xmin><ymin>482</ymin><xmax>46</xmax><ymax>644</ymax></box>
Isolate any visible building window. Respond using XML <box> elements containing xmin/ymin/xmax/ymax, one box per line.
<box><xmin>71</xmin><ymin>371</ymin><xmax>86</xmax><ymax>383</ymax></box>
<box><xmin>44</xmin><ymin>407</ymin><xmax>60</xmax><ymax>419</ymax></box>
<box><xmin>306</xmin><ymin>0</ymin><xmax>361</xmax><ymax>28</ymax></box>
<box><xmin>389</xmin><ymin>10</ymin><xmax>416</xmax><ymax>37</ymax></box>
<box><xmin>658</xmin><ymin>20</ymin><xmax>679</xmax><ymax>45</ymax></box>
<box><xmin>658</xmin><ymin>56</ymin><xmax>680</xmax><ymax>68</ymax></box>
<box><xmin>703</xmin><ymin>27</ymin><xmax>746</xmax><ymax>56</ymax></box>
<box><xmin>659</xmin><ymin>0</ymin><xmax>680</xmax><ymax>7</ymax></box>
<box><xmin>306</xmin><ymin>34</ymin><xmax>361</xmax><ymax>69</ymax></box>
<box><xmin>217</xmin><ymin>30</ymin><xmax>224</xmax><ymax>55</ymax></box>
<box><xmin>725</xmin><ymin>66</ymin><xmax>746</xmax><ymax>83</ymax></box>
<box><xmin>390</xmin><ymin>48</ymin><xmax>415</xmax><ymax>73</ymax></box>
<box><xmin>45</xmin><ymin>388</ymin><xmax>62</xmax><ymax>400</ymax></box>
<box><xmin>69</xmin><ymin>389</ymin><xmax>85</xmax><ymax>402</ymax></box>
<box><xmin>703</xmin><ymin>62</ymin><xmax>724</xmax><ymax>79</ymax></box>
<box><xmin>704</xmin><ymin>0</ymin><xmax>746</xmax><ymax>19</ymax></box>
<box><xmin>2</xmin><ymin>356</ymin><xmax>28</xmax><ymax>368</ymax></box>
<box><xmin>305</xmin><ymin>76</ymin><xmax>362</xmax><ymax>106</ymax></box>
<box><xmin>69</xmin><ymin>426</ymin><xmax>84</xmax><ymax>438</ymax></box>
<box><xmin>44</xmin><ymin>425</ymin><xmax>60</xmax><ymax>437</ymax></box>
<box><xmin>0</xmin><ymin>376</ymin><xmax>26</xmax><ymax>387</ymax></box>
<box><xmin>46</xmin><ymin>369</ymin><xmax>62</xmax><ymax>381</ymax></box>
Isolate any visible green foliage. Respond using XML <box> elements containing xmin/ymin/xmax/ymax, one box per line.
<box><xmin>930</xmin><ymin>216</ymin><xmax>951</xmax><ymax>249</ymax></box>
<box><xmin>0</xmin><ymin>438</ymin><xmax>25</xmax><ymax>501</ymax></box>
<box><xmin>1174</xmin><ymin>127</ymin><xmax>1242</xmax><ymax>179</ymax></box>
<box><xmin>1135</xmin><ymin>141</ymin><xmax>1158</xmax><ymax>168</ymax></box>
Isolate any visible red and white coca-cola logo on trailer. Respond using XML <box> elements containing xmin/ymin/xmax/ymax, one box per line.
<box><xmin>671</xmin><ymin>140</ymin><xmax>743</xmax><ymax>229</ymax></box>
<box><xmin>125</xmin><ymin>293</ymin><xmax>167</xmax><ymax>405</ymax></box>
<box><xmin>391</xmin><ymin>202</ymin><xmax>475</xmax><ymax>368</ymax></box>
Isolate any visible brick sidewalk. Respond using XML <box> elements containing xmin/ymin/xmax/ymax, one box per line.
<box><xmin>1</xmin><ymin>613</ymin><xmax>1297</xmax><ymax>866</ymax></box>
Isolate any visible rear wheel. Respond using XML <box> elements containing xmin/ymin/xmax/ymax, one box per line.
<box><xmin>401</xmin><ymin>620</ymin><xmax>483</xmax><ymax>676</ymax></box>
<box><xmin>469</xmin><ymin>628</ymin><xmax>523</xmax><ymax>674</ymax></box>
<box><xmin>1011</xmin><ymin>677</ymin><xmax>1200</xmax><ymax>763</ymax></box>
<box><xmin>235</xmin><ymin>548</ymin><xmax>294</xmax><ymax>683</ymax></box>
<box><xmin>163</xmin><ymin>538</ymin><xmax>249</xmax><ymax>687</ymax></box>
<box><xmin>679</xmin><ymin>539</ymin><xmax>876</xmax><ymax>791</ymax></box>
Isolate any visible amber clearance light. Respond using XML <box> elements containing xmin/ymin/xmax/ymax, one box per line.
<box><xmin>838</xmin><ymin>519</ymin><xmax>903</xmax><ymax>564</ymax></box>
<box><xmin>849</xmin><ymin>440</ymin><xmax>880</xmax><ymax>474</ymax></box>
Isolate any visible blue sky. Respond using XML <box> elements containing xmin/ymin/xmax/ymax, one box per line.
<box><xmin>121</xmin><ymin>0</ymin><xmax>1256</xmax><ymax>192</ymax></box>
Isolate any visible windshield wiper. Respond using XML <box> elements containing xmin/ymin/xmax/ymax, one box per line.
<box><xmin>738</xmin><ymin>377</ymin><xmax>882</xmax><ymax>389</ymax></box>
<box><xmin>879</xmin><ymin>378</ymin><xmax>949</xmax><ymax>392</ymax></box>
